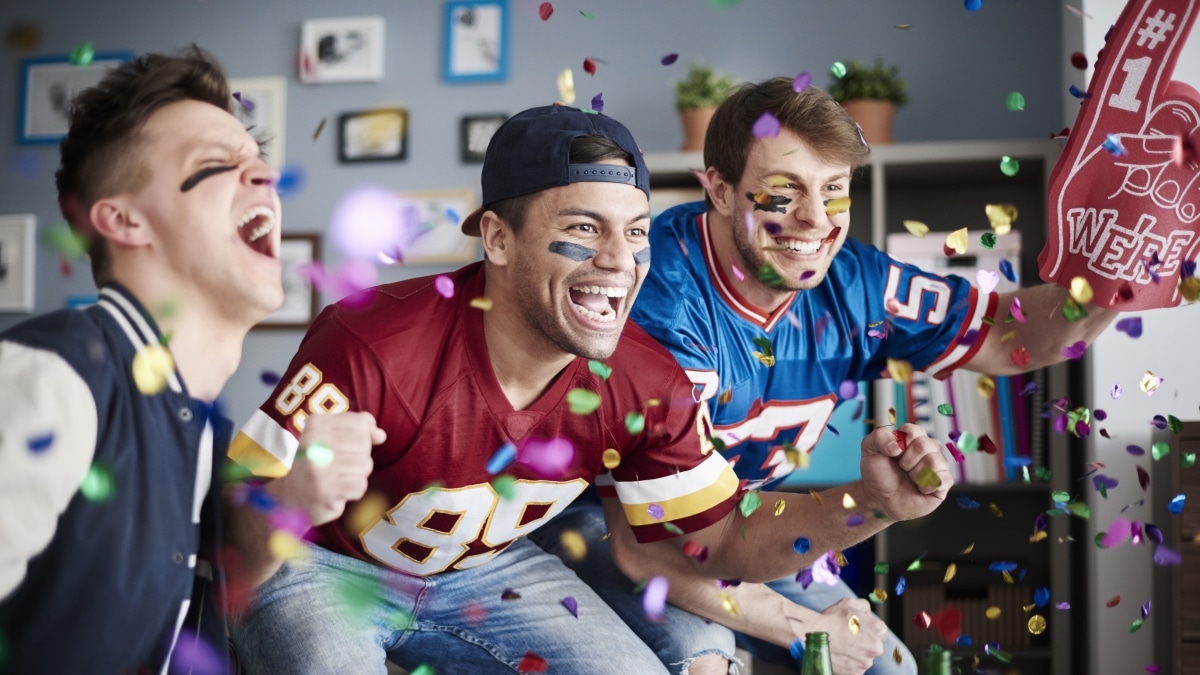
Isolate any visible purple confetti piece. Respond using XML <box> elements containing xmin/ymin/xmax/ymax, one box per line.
<box><xmin>1151</xmin><ymin>414</ymin><xmax>1169</xmax><ymax>429</ymax></box>
<box><xmin>260</xmin><ymin>370</ymin><xmax>282</xmax><ymax>386</ymax></box>
<box><xmin>799</xmin><ymin>270</ymin><xmax>817</xmax><ymax>282</ymax></box>
<box><xmin>851</xmin><ymin>399</ymin><xmax>864</xmax><ymax>421</ymax></box>
<box><xmin>795</xmin><ymin>567</ymin><xmax>814</xmax><ymax>590</ymax></box>
<box><xmin>716</xmin><ymin>578</ymin><xmax>742</xmax><ymax>589</ymax></box>
<box><xmin>1183</xmin><ymin>259</ymin><xmax>1197</xmax><ymax>277</ymax></box>
<box><xmin>1147</xmin><ymin>665</ymin><xmax>1163</xmax><ymax>674</ymax></box>
<box><xmin>1056</xmin><ymin>601</ymin><xmax>1071</xmax><ymax>610</ymax></box>
<box><xmin>1062</xmin><ymin>340</ymin><xmax>1087</xmax><ymax>359</ymax></box>
<box><xmin>1094</xmin><ymin>409</ymin><xmax>1107</xmax><ymax>421</ymax></box>
<box><xmin>562</xmin><ymin>596</ymin><xmax>579</xmax><ymax>618</ymax></box>
<box><xmin>1141</xmin><ymin>601</ymin><xmax>1151</xmax><ymax>620</ymax></box>
<box><xmin>434</xmin><ymin>274</ymin><xmax>455</xmax><ymax>298</ymax></box>
<box><xmin>763</xmin><ymin>221</ymin><xmax>782</xmax><ymax>236</ymax></box>
<box><xmin>1145</xmin><ymin>523</ymin><xmax>1164</xmax><ymax>544</ymax></box>
<box><xmin>168</xmin><ymin>629</ymin><xmax>225</xmax><ymax>675</ymax></box>
<box><xmin>660</xmin><ymin>53</ymin><xmax>678</xmax><ymax>66</ymax></box>
<box><xmin>827</xmin><ymin>424</ymin><xmax>840</xmax><ymax>437</ymax></box>
<box><xmin>1115</xmin><ymin>317</ymin><xmax>1143</xmax><ymax>338</ymax></box>
<box><xmin>792</xmin><ymin>71</ymin><xmax>812</xmax><ymax>92</ymax></box>
<box><xmin>846</xmin><ymin>512</ymin><xmax>864</xmax><ymax>526</ymax></box>
<box><xmin>1020</xmin><ymin>381</ymin><xmax>1040</xmax><ymax>397</ymax></box>
<box><xmin>1093</xmin><ymin>475</ymin><xmax>1119</xmax><ymax>492</ymax></box>
<box><xmin>643</xmin><ymin>576</ymin><xmax>668</xmax><ymax>620</ymax></box>
<box><xmin>1154</xmin><ymin>544</ymin><xmax>1182</xmax><ymax>566</ymax></box>
<box><xmin>1126</xmin><ymin>444</ymin><xmax>1145</xmax><ymax>456</ymax></box>
<box><xmin>957</xmin><ymin>329</ymin><xmax>980</xmax><ymax>346</ymax></box>
<box><xmin>26</xmin><ymin>432</ymin><xmax>55</xmax><ymax>454</ymax></box>
<box><xmin>751</xmin><ymin>112</ymin><xmax>781</xmax><ymax>139</ymax></box>
<box><xmin>1131</xmin><ymin>520</ymin><xmax>1144</xmax><ymax>544</ymax></box>
<box><xmin>838</xmin><ymin>380</ymin><xmax>858</xmax><ymax>400</ymax></box>
<box><xmin>1111</xmin><ymin>383</ymin><xmax>1123</xmax><ymax>400</ymax></box>
<box><xmin>1054</xmin><ymin>414</ymin><xmax>1068</xmax><ymax>434</ymax></box>
<box><xmin>647</xmin><ymin>503</ymin><xmax>665</xmax><ymax>520</ymax></box>
<box><xmin>232</xmin><ymin>92</ymin><xmax>255</xmax><ymax>112</ymax></box>
<box><xmin>1034</xmin><ymin>513</ymin><xmax>1048</xmax><ymax>532</ymax></box>
<box><xmin>591</xmin><ymin>92</ymin><xmax>604</xmax><ymax>113</ymax></box>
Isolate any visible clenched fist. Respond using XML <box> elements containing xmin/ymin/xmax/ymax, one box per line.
<box><xmin>859</xmin><ymin>423</ymin><xmax>953</xmax><ymax>522</ymax></box>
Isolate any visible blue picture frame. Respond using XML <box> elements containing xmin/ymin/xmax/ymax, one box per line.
<box><xmin>18</xmin><ymin>51</ymin><xmax>133</xmax><ymax>144</ymax></box>
<box><xmin>442</xmin><ymin>0</ymin><xmax>509</xmax><ymax>84</ymax></box>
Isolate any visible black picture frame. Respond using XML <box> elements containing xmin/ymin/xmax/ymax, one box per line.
<box><xmin>460</xmin><ymin>114</ymin><xmax>507</xmax><ymax>163</ymax></box>
<box><xmin>337</xmin><ymin>108</ymin><xmax>408</xmax><ymax>163</ymax></box>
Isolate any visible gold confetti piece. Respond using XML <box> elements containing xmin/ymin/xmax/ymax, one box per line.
<box><xmin>1028</xmin><ymin>614</ymin><xmax>1047</xmax><ymax>634</ymax></box>
<box><xmin>1069</xmin><ymin>276</ymin><xmax>1094</xmax><ymax>305</ymax></box>
<box><xmin>560</xmin><ymin>529</ymin><xmax>587</xmax><ymax>560</ymax></box>
<box><xmin>986</xmin><ymin>606</ymin><xmax>1003</xmax><ymax>620</ymax></box>
<box><xmin>989</xmin><ymin>503</ymin><xmax>1004</xmax><ymax>518</ymax></box>
<box><xmin>313</xmin><ymin>117</ymin><xmax>327</xmax><ymax>141</ymax></box>
<box><xmin>848</xmin><ymin>615</ymin><xmax>861</xmax><ymax>634</ymax></box>
<box><xmin>886</xmin><ymin>358</ymin><xmax>913</xmax><ymax>384</ymax></box>
<box><xmin>718</xmin><ymin>590</ymin><xmax>739</xmax><ymax>617</ymax></box>
<box><xmin>718</xmin><ymin>387</ymin><xmax>733</xmax><ymax>404</ymax></box>
<box><xmin>887</xmin><ymin>407</ymin><xmax>897</xmax><ymax>425</ymax></box>
<box><xmin>944</xmin><ymin>563</ymin><xmax>957</xmax><ymax>583</ymax></box>
<box><xmin>985</xmin><ymin>203</ymin><xmax>1018</xmax><ymax>234</ymax></box>
<box><xmin>1030</xmin><ymin>530</ymin><xmax>1048</xmax><ymax>543</ymax></box>
<box><xmin>470</xmin><ymin>297</ymin><xmax>494</xmax><ymax>311</ymax></box>
<box><xmin>268</xmin><ymin>531</ymin><xmax>309</xmax><ymax>560</ymax></box>
<box><xmin>824</xmin><ymin>196</ymin><xmax>851</xmax><ymax>215</ymax></box>
<box><xmin>132</xmin><ymin>344</ymin><xmax>175</xmax><ymax>395</ymax></box>
<box><xmin>961</xmin><ymin>542</ymin><xmax>975</xmax><ymax>554</ymax></box>
<box><xmin>1002</xmin><ymin>570</ymin><xmax>1014</xmax><ymax>584</ymax></box>
<box><xmin>1140</xmin><ymin>371</ymin><xmax>1161</xmax><ymax>394</ymax></box>
<box><xmin>945</xmin><ymin>227</ymin><xmax>969</xmax><ymax>254</ymax></box>
<box><xmin>1180</xmin><ymin>276</ymin><xmax>1200</xmax><ymax>302</ymax></box>
<box><xmin>873</xmin><ymin>588</ymin><xmax>889</xmax><ymax>602</ymax></box>
<box><xmin>602</xmin><ymin>448</ymin><xmax>621</xmax><ymax>469</ymax></box>
<box><xmin>810</xmin><ymin>490</ymin><xmax>824</xmax><ymax>506</ymax></box>
<box><xmin>774</xmin><ymin>499</ymin><xmax>786</xmax><ymax>516</ymax></box>
<box><xmin>557</xmin><ymin>68</ymin><xmax>576</xmax><ymax>105</ymax></box>
<box><xmin>843</xmin><ymin>493</ymin><xmax>857</xmax><ymax>509</ymax></box>
<box><xmin>903</xmin><ymin>220</ymin><xmax>929</xmax><ymax>237</ymax></box>
<box><xmin>977</xmin><ymin>376</ymin><xmax>995</xmax><ymax>398</ymax></box>
<box><xmin>999</xmin><ymin>330</ymin><xmax>1016</xmax><ymax>343</ymax></box>
<box><xmin>895</xmin><ymin>23</ymin><xmax>913</xmax><ymax>29</ymax></box>
<box><xmin>751</xmin><ymin>351</ymin><xmax>776</xmax><ymax>367</ymax></box>
<box><xmin>893</xmin><ymin>646</ymin><xmax>903</xmax><ymax>664</ymax></box>
<box><xmin>347</xmin><ymin>491</ymin><xmax>389</xmax><ymax>533</ymax></box>
<box><xmin>835</xmin><ymin>550</ymin><xmax>848</xmax><ymax>567</ymax></box>
<box><xmin>915</xmin><ymin>465</ymin><xmax>942</xmax><ymax>490</ymax></box>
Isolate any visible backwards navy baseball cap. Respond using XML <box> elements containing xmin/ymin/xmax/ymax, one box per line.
<box><xmin>460</xmin><ymin>105</ymin><xmax>650</xmax><ymax>236</ymax></box>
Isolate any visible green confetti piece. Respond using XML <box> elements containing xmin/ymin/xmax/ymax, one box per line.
<box><xmin>1183</xmin><ymin>453</ymin><xmax>1196</xmax><ymax>469</ymax></box>
<box><xmin>333</xmin><ymin>573</ymin><xmax>380</xmax><ymax>617</ymax></box>
<box><xmin>1067</xmin><ymin>501</ymin><xmax>1090</xmax><ymax>519</ymax></box>
<box><xmin>1005</xmin><ymin>91</ymin><xmax>1025</xmax><ymax>111</ymax></box>
<box><xmin>664</xmin><ymin>522</ymin><xmax>684</xmax><ymax>535</ymax></box>
<box><xmin>40</xmin><ymin>225</ymin><xmax>89</xmax><ymax>258</ymax></box>
<box><xmin>738</xmin><ymin>491</ymin><xmax>762</xmax><ymax>518</ymax></box>
<box><xmin>936</xmin><ymin>403</ymin><xmax>954</xmax><ymax>415</ymax></box>
<box><xmin>1168</xmin><ymin>415</ymin><xmax>1183</xmax><ymax>433</ymax></box>
<box><xmin>1062</xmin><ymin>299</ymin><xmax>1088</xmax><ymax>321</ymax></box>
<box><xmin>709</xmin><ymin>436</ymin><xmax>727</xmax><ymax>452</ymax></box>
<box><xmin>1035</xmin><ymin>466</ymin><xmax>1053</xmax><ymax>481</ymax></box>
<box><xmin>632</xmin><ymin>578</ymin><xmax>648</xmax><ymax>593</ymax></box>
<box><xmin>752</xmin><ymin>336</ymin><xmax>774</xmax><ymax>358</ymax></box>
<box><xmin>1021</xmin><ymin>465</ymin><xmax>1031</xmax><ymax>483</ymax></box>
<box><xmin>567</xmin><ymin>388</ymin><xmax>602</xmax><ymax>414</ymax></box>
<box><xmin>587</xmin><ymin>360</ymin><xmax>612</xmax><ymax>380</ymax></box>
<box><xmin>69</xmin><ymin>41</ymin><xmax>94</xmax><ymax>66</ymax></box>
<box><xmin>305</xmin><ymin>442</ymin><xmax>334</xmax><ymax>467</ymax></box>
<box><xmin>958</xmin><ymin>433</ymin><xmax>978</xmax><ymax>452</ymax></box>
<box><xmin>492</xmin><ymin>475</ymin><xmax>516</xmax><ymax>500</ymax></box>
<box><xmin>1094</xmin><ymin>532</ymin><xmax>1106</xmax><ymax>549</ymax></box>
<box><xmin>906</xmin><ymin>558</ymin><xmax>923</xmax><ymax>571</ymax></box>
<box><xmin>579</xmin><ymin>10</ymin><xmax>594</xmax><ymax>18</ymax></box>
<box><xmin>410</xmin><ymin>665</ymin><xmax>435</xmax><ymax>675</ymax></box>
<box><xmin>874</xmin><ymin>562</ymin><xmax>890</xmax><ymax>575</ymax></box>
<box><xmin>757</xmin><ymin>263</ymin><xmax>784</xmax><ymax>287</ymax></box>
<box><xmin>1051</xmin><ymin>490</ymin><xmax>1070</xmax><ymax>504</ymax></box>
<box><xmin>872</xmin><ymin>509</ymin><xmax>889</xmax><ymax>520</ymax></box>
<box><xmin>80</xmin><ymin>463</ymin><xmax>115</xmax><ymax>502</ymax></box>
<box><xmin>991</xmin><ymin>648</ymin><xmax>1013</xmax><ymax>663</ymax></box>
<box><xmin>1152</xmin><ymin>441</ymin><xmax>1171</xmax><ymax>461</ymax></box>
<box><xmin>1099</xmin><ymin>482</ymin><xmax>1108</xmax><ymax>499</ymax></box>
<box><xmin>1130</xmin><ymin>618</ymin><xmax>1144</xmax><ymax>633</ymax></box>
<box><xmin>831</xmin><ymin>61</ymin><xmax>847</xmax><ymax>78</ymax></box>
<box><xmin>999</xmin><ymin>156</ymin><xmax>1020</xmax><ymax>177</ymax></box>
<box><xmin>980</xmin><ymin>232</ymin><xmax>997</xmax><ymax>249</ymax></box>
<box><xmin>1045</xmin><ymin>508</ymin><xmax>1066</xmax><ymax>517</ymax></box>
<box><xmin>625</xmin><ymin>411</ymin><xmax>645</xmax><ymax>434</ymax></box>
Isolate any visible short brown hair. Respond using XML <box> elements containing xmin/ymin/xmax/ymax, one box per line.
<box><xmin>55</xmin><ymin>45</ymin><xmax>233</xmax><ymax>285</ymax></box>
<box><xmin>704</xmin><ymin>77</ymin><xmax>871</xmax><ymax>202</ymax></box>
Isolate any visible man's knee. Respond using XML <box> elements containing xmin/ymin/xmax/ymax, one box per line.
<box><xmin>678</xmin><ymin>653</ymin><xmax>730</xmax><ymax>675</ymax></box>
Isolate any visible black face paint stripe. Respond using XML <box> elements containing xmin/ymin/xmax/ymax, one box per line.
<box><xmin>548</xmin><ymin>241</ymin><xmax>597</xmax><ymax>261</ymax></box>
<box><xmin>746</xmin><ymin>192</ymin><xmax>790</xmax><ymax>214</ymax></box>
<box><xmin>181</xmin><ymin>165</ymin><xmax>237</xmax><ymax>192</ymax></box>
<box><xmin>632</xmin><ymin>247</ymin><xmax>651</xmax><ymax>265</ymax></box>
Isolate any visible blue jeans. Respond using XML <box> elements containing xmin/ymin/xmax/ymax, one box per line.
<box><xmin>532</xmin><ymin>500</ymin><xmax>915</xmax><ymax>675</ymax></box>
<box><xmin>230</xmin><ymin>538</ymin><xmax>670</xmax><ymax>674</ymax></box>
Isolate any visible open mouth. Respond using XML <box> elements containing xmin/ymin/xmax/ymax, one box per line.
<box><xmin>568</xmin><ymin>285</ymin><xmax>627</xmax><ymax>324</ymax></box>
<box><xmin>238</xmin><ymin>206</ymin><xmax>278</xmax><ymax>258</ymax></box>
<box><xmin>764</xmin><ymin>228</ymin><xmax>842</xmax><ymax>255</ymax></box>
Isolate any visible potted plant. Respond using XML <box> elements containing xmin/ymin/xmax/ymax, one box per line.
<box><xmin>827</xmin><ymin>59</ymin><xmax>908</xmax><ymax>145</ymax></box>
<box><xmin>673</xmin><ymin>62</ymin><xmax>738</xmax><ymax>152</ymax></box>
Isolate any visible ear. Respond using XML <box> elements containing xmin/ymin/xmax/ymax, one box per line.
<box><xmin>89</xmin><ymin>196</ymin><xmax>153</xmax><ymax>250</ymax></box>
<box><xmin>478</xmin><ymin>210</ymin><xmax>511</xmax><ymax>267</ymax></box>
<box><xmin>705</xmin><ymin>167</ymin><xmax>737</xmax><ymax>218</ymax></box>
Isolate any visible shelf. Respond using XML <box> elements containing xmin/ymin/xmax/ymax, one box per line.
<box><xmin>950</xmin><ymin>482</ymin><xmax>1053</xmax><ymax>494</ymax></box>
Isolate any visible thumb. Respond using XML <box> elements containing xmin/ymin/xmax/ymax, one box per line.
<box><xmin>371</xmin><ymin>426</ymin><xmax>387</xmax><ymax>445</ymax></box>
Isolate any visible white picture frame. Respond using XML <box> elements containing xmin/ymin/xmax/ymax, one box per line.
<box><xmin>228</xmin><ymin>77</ymin><xmax>287</xmax><ymax>168</ymax></box>
<box><xmin>299</xmin><ymin>16</ymin><xmax>386</xmax><ymax>84</ymax></box>
<box><xmin>257</xmin><ymin>233</ymin><xmax>320</xmax><ymax>330</ymax></box>
<box><xmin>18</xmin><ymin>52</ymin><xmax>132</xmax><ymax>143</ymax></box>
<box><xmin>397</xmin><ymin>189</ymin><xmax>480</xmax><ymax>264</ymax></box>
<box><xmin>0</xmin><ymin>214</ymin><xmax>36</xmax><ymax>313</ymax></box>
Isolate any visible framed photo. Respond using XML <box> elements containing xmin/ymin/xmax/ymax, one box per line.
<box><xmin>258</xmin><ymin>233</ymin><xmax>321</xmax><ymax>330</ymax></box>
<box><xmin>18</xmin><ymin>52</ymin><xmax>133</xmax><ymax>143</ymax></box>
<box><xmin>442</xmin><ymin>0</ymin><xmax>509</xmax><ymax>84</ymax></box>
<box><xmin>0</xmin><ymin>214</ymin><xmax>36</xmax><ymax>313</ymax></box>
<box><xmin>398</xmin><ymin>189</ymin><xmax>480</xmax><ymax>264</ymax></box>
<box><xmin>460</xmin><ymin>113</ymin><xmax>507</xmax><ymax>163</ymax></box>
<box><xmin>300</xmin><ymin>16</ymin><xmax>386</xmax><ymax>84</ymax></box>
<box><xmin>228</xmin><ymin>77</ymin><xmax>287</xmax><ymax>168</ymax></box>
<box><xmin>338</xmin><ymin>109</ymin><xmax>408</xmax><ymax>163</ymax></box>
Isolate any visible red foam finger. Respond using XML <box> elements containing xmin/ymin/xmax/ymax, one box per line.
<box><xmin>1040</xmin><ymin>0</ymin><xmax>1200</xmax><ymax>310</ymax></box>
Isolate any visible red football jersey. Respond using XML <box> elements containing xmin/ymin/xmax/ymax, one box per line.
<box><xmin>230</xmin><ymin>263</ymin><xmax>741</xmax><ymax>576</ymax></box>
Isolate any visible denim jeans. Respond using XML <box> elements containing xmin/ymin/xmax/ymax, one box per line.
<box><xmin>532</xmin><ymin>499</ymin><xmax>915</xmax><ymax>675</ymax></box>
<box><xmin>230</xmin><ymin>537</ymin><xmax>670</xmax><ymax>674</ymax></box>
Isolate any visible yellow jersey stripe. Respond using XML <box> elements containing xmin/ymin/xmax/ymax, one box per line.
<box><xmin>619</xmin><ymin>464</ymin><xmax>740</xmax><ymax>526</ymax></box>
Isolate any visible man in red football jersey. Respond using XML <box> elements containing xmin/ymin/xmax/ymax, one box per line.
<box><xmin>223</xmin><ymin>105</ymin><xmax>953</xmax><ymax>674</ymax></box>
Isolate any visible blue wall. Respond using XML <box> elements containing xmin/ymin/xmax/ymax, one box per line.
<box><xmin>0</xmin><ymin>0</ymin><xmax>1063</xmax><ymax>423</ymax></box>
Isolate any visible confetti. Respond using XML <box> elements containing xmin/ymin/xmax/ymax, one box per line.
<box><xmin>1005</xmin><ymin>91</ymin><xmax>1025</xmax><ymax>111</ymax></box>
<box><xmin>516</xmin><ymin>437</ymin><xmax>574</xmax><ymax>478</ymax></box>
<box><xmin>643</xmin><ymin>576</ymin><xmax>668</xmax><ymax>621</ymax></box>
<box><xmin>1070</xmin><ymin>51</ymin><xmax>1088</xmax><ymax>69</ymax></box>
<box><xmin>1000</xmin><ymin>156</ymin><xmax>1020</xmax><ymax>177</ymax></box>
<box><xmin>914</xmin><ymin>610</ymin><xmax>930</xmax><ymax>629</ymax></box>
<box><xmin>486</xmin><ymin>442</ymin><xmax>517</xmax><ymax>474</ymax></box>
<box><xmin>26</xmin><ymin>431</ymin><xmax>54</xmax><ymax>454</ymax></box>
<box><xmin>470</xmin><ymin>297</ymin><xmax>494</xmax><ymax>311</ymax></box>
<box><xmin>567</xmin><ymin>389</ymin><xmax>601</xmax><ymax>414</ymax></box>
<box><xmin>1169</xmin><ymin>494</ymin><xmax>1186</xmax><ymax>514</ymax></box>
<box><xmin>132</xmin><ymin>344</ymin><xmax>175</xmax><ymax>395</ymax></box>
<box><xmin>792</xmin><ymin>71</ymin><xmax>812</xmax><ymax>92</ymax></box>
<box><xmin>1102</xmin><ymin>134</ymin><xmax>1128</xmax><ymax>157</ymax></box>
<box><xmin>590</xmin><ymin>92</ymin><xmax>604</xmax><ymax>113</ymax></box>
<box><xmin>793</xmin><ymin>537</ymin><xmax>811</xmax><ymax>555</ymax></box>
<box><xmin>977</xmin><ymin>269</ymin><xmax>999</xmax><ymax>293</ymax></box>
<box><xmin>661</xmin><ymin>53</ymin><xmax>679</xmax><ymax>66</ymax></box>
<box><xmin>1140</xmin><ymin>372</ymin><xmax>1162</xmax><ymax>395</ymax></box>
<box><xmin>986</xmin><ymin>606</ymin><xmax>1002</xmax><ymax>620</ymax></box>
<box><xmin>849</xmin><ymin>615</ymin><xmax>862</xmax><ymax>635</ymax></box>
<box><xmin>739</xmin><ymin>491</ymin><xmax>763</xmax><ymax>517</ymax></box>
<box><xmin>752</xmin><ymin>113</ymin><xmax>781</xmax><ymax>139</ymax></box>
<box><xmin>1069</xmin><ymin>84</ymin><xmax>1091</xmax><ymax>99</ymax></box>
<box><xmin>80</xmin><ymin>462</ymin><xmax>116</xmax><ymax>501</ymax></box>
<box><xmin>1062</xmin><ymin>341</ymin><xmax>1087</xmax><ymax>359</ymax></box>
<box><xmin>981</xmin><ymin>232</ymin><xmax>997</xmax><ymax>249</ymax></box>
<box><xmin>999</xmin><ymin>258</ymin><xmax>1017</xmax><ymax>283</ymax></box>
<box><xmin>41</xmin><ymin>224</ymin><xmax>89</xmax><ymax>259</ymax></box>
<box><xmin>561</xmin><ymin>596</ymin><xmax>578</xmax><ymax>618</ymax></box>
<box><xmin>945</xmin><ymin>228</ymin><xmax>968</xmax><ymax>255</ymax></box>
<box><xmin>1010</xmin><ymin>347</ymin><xmax>1030</xmax><ymax>368</ymax></box>
<box><xmin>1028</xmin><ymin>615</ymin><xmax>1047</xmax><ymax>635</ymax></box>
<box><xmin>557</xmin><ymin>68</ymin><xmax>575</xmax><ymax>105</ymax></box>
<box><xmin>986</xmin><ymin>203</ymin><xmax>1018</xmax><ymax>234</ymax></box>
<box><xmin>331</xmin><ymin>185</ymin><xmax>419</xmax><ymax>261</ymax></box>
<box><xmin>69</xmin><ymin>41</ymin><xmax>94</xmax><ymax>66</ymax></box>
<box><xmin>518</xmin><ymin>651</ymin><xmax>549</xmax><ymax>673</ymax></box>
<box><xmin>886</xmin><ymin>358</ymin><xmax>913</xmax><ymax>383</ymax></box>
<box><xmin>944</xmin><ymin>563</ymin><xmax>957</xmax><ymax>583</ymax></box>
<box><xmin>625</xmin><ymin>412</ymin><xmax>645</xmax><ymax>434</ymax></box>
<box><xmin>718</xmin><ymin>590</ymin><xmax>739</xmax><ymax>617</ymax></box>
<box><xmin>1111</xmin><ymin>383</ymin><xmax>1123</xmax><ymax>400</ymax></box>
<box><xmin>578</xmin><ymin>10</ymin><xmax>593</xmax><ymax>19</ymax></box>
<box><xmin>538</xmin><ymin>2</ymin><xmax>554</xmax><ymax>20</ymax></box>
<box><xmin>434</xmin><ymin>275</ymin><xmax>454</xmax><ymax>298</ymax></box>
<box><xmin>831</xmin><ymin>61</ymin><xmax>847</xmax><ymax>78</ymax></box>
<box><xmin>1069</xmin><ymin>276</ymin><xmax>1094</xmax><ymax>304</ymax></box>
<box><xmin>583</xmin><ymin>57</ymin><xmax>597</xmax><ymax>76</ymax></box>
<box><xmin>312</xmin><ymin>117</ymin><xmax>327</xmax><ymax>141</ymax></box>
<box><xmin>964</xmin><ymin>0</ymin><xmax>982</xmax><ymax>11</ymax></box>
<box><xmin>903</xmin><ymin>220</ymin><xmax>929</xmax><ymax>237</ymax></box>
<box><xmin>600</xmin><ymin>448</ymin><xmax>621</xmax><ymax>470</ymax></box>
<box><xmin>915</xmin><ymin>466</ymin><xmax>942</xmax><ymax>490</ymax></box>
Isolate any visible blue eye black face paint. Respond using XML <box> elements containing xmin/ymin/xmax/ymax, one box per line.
<box><xmin>632</xmin><ymin>247</ymin><xmax>651</xmax><ymax>265</ymax></box>
<box><xmin>181</xmin><ymin>165</ymin><xmax>237</xmax><ymax>192</ymax></box>
<box><xmin>549</xmin><ymin>241</ymin><xmax>597</xmax><ymax>261</ymax></box>
<box><xmin>746</xmin><ymin>191</ymin><xmax>790</xmax><ymax>214</ymax></box>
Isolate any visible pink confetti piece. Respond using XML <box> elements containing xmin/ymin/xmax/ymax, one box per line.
<box><xmin>643</xmin><ymin>576</ymin><xmax>668</xmax><ymax>620</ymax></box>
<box><xmin>1102</xmin><ymin>517</ymin><xmax>1129</xmax><ymax>548</ymax></box>
<box><xmin>267</xmin><ymin>507</ymin><xmax>313</xmax><ymax>538</ymax></box>
<box><xmin>330</xmin><ymin>185</ymin><xmax>420</xmax><ymax>260</ymax></box>
<box><xmin>434</xmin><ymin>275</ymin><xmax>455</xmax><ymax>298</ymax></box>
<box><xmin>731</xmin><ymin>264</ymin><xmax>745</xmax><ymax>281</ymax></box>
<box><xmin>1010</xmin><ymin>297</ymin><xmax>1025</xmax><ymax>323</ymax></box>
<box><xmin>516</xmin><ymin>437</ymin><xmax>575</xmax><ymax>478</ymax></box>
<box><xmin>752</xmin><ymin>112</ymin><xmax>781</xmax><ymax>139</ymax></box>
<box><xmin>976</xmin><ymin>269</ymin><xmax>999</xmax><ymax>293</ymax></box>
<box><xmin>792</xmin><ymin>71</ymin><xmax>812</xmax><ymax>92</ymax></box>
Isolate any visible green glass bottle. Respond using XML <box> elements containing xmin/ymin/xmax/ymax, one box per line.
<box><xmin>800</xmin><ymin>632</ymin><xmax>834</xmax><ymax>675</ymax></box>
<box><xmin>920</xmin><ymin>646</ymin><xmax>952</xmax><ymax>675</ymax></box>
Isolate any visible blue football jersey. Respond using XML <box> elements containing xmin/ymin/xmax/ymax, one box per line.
<box><xmin>632</xmin><ymin>202</ymin><xmax>997</xmax><ymax>491</ymax></box>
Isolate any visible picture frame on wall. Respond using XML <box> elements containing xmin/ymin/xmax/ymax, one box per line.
<box><xmin>0</xmin><ymin>214</ymin><xmax>36</xmax><ymax>313</ymax></box>
<box><xmin>398</xmin><ymin>189</ymin><xmax>480</xmax><ymax>265</ymax></box>
<box><xmin>460</xmin><ymin>113</ymin><xmax>507</xmax><ymax>163</ymax></box>
<box><xmin>338</xmin><ymin>109</ymin><xmax>408</xmax><ymax>163</ymax></box>
<box><xmin>442</xmin><ymin>0</ymin><xmax>509</xmax><ymax>84</ymax></box>
<box><xmin>258</xmin><ymin>233</ymin><xmax>321</xmax><ymax>330</ymax></box>
<box><xmin>228</xmin><ymin>77</ymin><xmax>287</xmax><ymax>168</ymax></box>
<box><xmin>299</xmin><ymin>16</ymin><xmax>386</xmax><ymax>84</ymax></box>
<box><xmin>18</xmin><ymin>52</ymin><xmax>133</xmax><ymax>143</ymax></box>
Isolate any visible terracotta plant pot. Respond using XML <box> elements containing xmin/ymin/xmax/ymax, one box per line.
<box><xmin>679</xmin><ymin>105</ymin><xmax>717</xmax><ymax>152</ymax></box>
<box><xmin>842</xmin><ymin>99</ymin><xmax>896</xmax><ymax>145</ymax></box>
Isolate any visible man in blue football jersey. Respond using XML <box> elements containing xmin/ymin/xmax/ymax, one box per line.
<box><xmin>532</xmin><ymin>77</ymin><xmax>1118</xmax><ymax>675</ymax></box>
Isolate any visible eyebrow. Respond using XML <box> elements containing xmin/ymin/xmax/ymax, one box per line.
<box><xmin>759</xmin><ymin>170</ymin><xmax>851</xmax><ymax>185</ymax></box>
<box><xmin>557</xmin><ymin>206</ymin><xmax>651</xmax><ymax>225</ymax></box>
